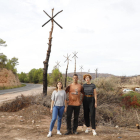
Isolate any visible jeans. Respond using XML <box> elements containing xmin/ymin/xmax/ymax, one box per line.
<box><xmin>83</xmin><ymin>97</ymin><xmax>96</xmax><ymax>129</ymax></box>
<box><xmin>49</xmin><ymin>105</ymin><xmax>65</xmax><ymax>131</ymax></box>
<box><xmin>66</xmin><ymin>105</ymin><xmax>80</xmax><ymax>132</ymax></box>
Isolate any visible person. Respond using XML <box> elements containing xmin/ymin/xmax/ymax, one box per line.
<box><xmin>64</xmin><ymin>73</ymin><xmax>84</xmax><ymax>135</ymax></box>
<box><xmin>83</xmin><ymin>74</ymin><xmax>98</xmax><ymax>136</ymax></box>
<box><xmin>47</xmin><ymin>81</ymin><xmax>67</xmax><ymax>137</ymax></box>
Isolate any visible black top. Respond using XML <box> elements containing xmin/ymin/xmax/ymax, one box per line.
<box><xmin>83</xmin><ymin>83</ymin><xmax>96</xmax><ymax>95</ymax></box>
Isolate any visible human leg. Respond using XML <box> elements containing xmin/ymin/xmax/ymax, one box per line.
<box><xmin>65</xmin><ymin>105</ymin><xmax>73</xmax><ymax>134</ymax></box>
<box><xmin>49</xmin><ymin>106</ymin><xmax>58</xmax><ymax>131</ymax></box>
<box><xmin>83</xmin><ymin>97</ymin><xmax>90</xmax><ymax>128</ymax></box>
<box><xmin>57</xmin><ymin>106</ymin><xmax>65</xmax><ymax>131</ymax></box>
<box><xmin>73</xmin><ymin>106</ymin><xmax>80</xmax><ymax>133</ymax></box>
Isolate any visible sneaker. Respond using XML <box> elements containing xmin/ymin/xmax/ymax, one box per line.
<box><xmin>85</xmin><ymin>128</ymin><xmax>91</xmax><ymax>133</ymax></box>
<box><xmin>64</xmin><ymin>131</ymin><xmax>72</xmax><ymax>135</ymax></box>
<box><xmin>47</xmin><ymin>132</ymin><xmax>52</xmax><ymax>137</ymax></box>
<box><xmin>93</xmin><ymin>130</ymin><xmax>97</xmax><ymax>136</ymax></box>
<box><xmin>57</xmin><ymin>130</ymin><xmax>62</xmax><ymax>135</ymax></box>
<box><xmin>73</xmin><ymin>131</ymin><xmax>78</xmax><ymax>134</ymax></box>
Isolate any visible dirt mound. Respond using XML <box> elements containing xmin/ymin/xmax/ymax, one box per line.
<box><xmin>0</xmin><ymin>68</ymin><xmax>21</xmax><ymax>87</ymax></box>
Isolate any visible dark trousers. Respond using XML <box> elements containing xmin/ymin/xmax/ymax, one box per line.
<box><xmin>83</xmin><ymin>97</ymin><xmax>96</xmax><ymax>129</ymax></box>
<box><xmin>67</xmin><ymin>105</ymin><xmax>80</xmax><ymax>132</ymax></box>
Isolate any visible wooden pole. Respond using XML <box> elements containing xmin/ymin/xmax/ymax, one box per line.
<box><xmin>43</xmin><ymin>8</ymin><xmax>54</xmax><ymax>96</ymax></box>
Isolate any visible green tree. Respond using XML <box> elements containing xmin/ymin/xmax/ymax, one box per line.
<box><xmin>5</xmin><ymin>57</ymin><xmax>19</xmax><ymax>74</ymax></box>
<box><xmin>0</xmin><ymin>38</ymin><xmax>7</xmax><ymax>47</ymax></box>
<box><xmin>28</xmin><ymin>69</ymin><xmax>36</xmax><ymax>83</ymax></box>
<box><xmin>18</xmin><ymin>72</ymin><xmax>27</xmax><ymax>82</ymax></box>
<box><xmin>33</xmin><ymin>68</ymin><xmax>43</xmax><ymax>83</ymax></box>
<box><xmin>51</xmin><ymin>68</ymin><xmax>62</xmax><ymax>85</ymax></box>
<box><xmin>0</xmin><ymin>54</ymin><xmax>7</xmax><ymax>64</ymax></box>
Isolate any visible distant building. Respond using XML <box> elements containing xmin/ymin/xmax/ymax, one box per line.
<box><xmin>0</xmin><ymin>53</ymin><xmax>3</xmax><ymax>56</ymax></box>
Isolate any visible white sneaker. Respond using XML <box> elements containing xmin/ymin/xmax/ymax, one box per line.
<box><xmin>85</xmin><ymin>128</ymin><xmax>91</xmax><ymax>133</ymax></box>
<box><xmin>47</xmin><ymin>132</ymin><xmax>52</xmax><ymax>137</ymax></box>
<box><xmin>57</xmin><ymin>130</ymin><xmax>62</xmax><ymax>135</ymax></box>
<box><xmin>93</xmin><ymin>130</ymin><xmax>97</xmax><ymax>136</ymax></box>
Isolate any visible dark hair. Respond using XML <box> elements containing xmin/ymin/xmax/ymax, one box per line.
<box><xmin>73</xmin><ymin>73</ymin><xmax>78</xmax><ymax>78</ymax></box>
<box><xmin>55</xmin><ymin>81</ymin><xmax>63</xmax><ymax>91</ymax></box>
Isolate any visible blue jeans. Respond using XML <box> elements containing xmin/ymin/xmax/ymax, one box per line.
<box><xmin>49</xmin><ymin>105</ymin><xmax>65</xmax><ymax>131</ymax></box>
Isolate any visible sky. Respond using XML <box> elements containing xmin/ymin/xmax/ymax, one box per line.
<box><xmin>0</xmin><ymin>0</ymin><xmax>140</xmax><ymax>76</ymax></box>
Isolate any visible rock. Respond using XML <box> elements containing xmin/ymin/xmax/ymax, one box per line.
<box><xmin>32</xmin><ymin>120</ymin><xmax>35</xmax><ymax>124</ymax></box>
<box><xmin>115</xmin><ymin>125</ymin><xmax>119</xmax><ymax>128</ymax></box>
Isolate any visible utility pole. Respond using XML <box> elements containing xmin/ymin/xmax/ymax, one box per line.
<box><xmin>72</xmin><ymin>52</ymin><xmax>78</xmax><ymax>74</ymax></box>
<box><xmin>79</xmin><ymin>65</ymin><xmax>84</xmax><ymax>85</ymax></box>
<box><xmin>64</xmin><ymin>54</ymin><xmax>71</xmax><ymax>87</ymax></box>
<box><xmin>42</xmin><ymin>8</ymin><xmax>63</xmax><ymax>96</ymax></box>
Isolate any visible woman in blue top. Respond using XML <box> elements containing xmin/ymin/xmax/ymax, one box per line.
<box><xmin>47</xmin><ymin>81</ymin><xmax>67</xmax><ymax>137</ymax></box>
<box><xmin>83</xmin><ymin>74</ymin><xmax>98</xmax><ymax>136</ymax></box>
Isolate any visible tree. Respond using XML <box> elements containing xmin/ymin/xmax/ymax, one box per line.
<box><xmin>28</xmin><ymin>69</ymin><xmax>36</xmax><ymax>83</ymax></box>
<box><xmin>0</xmin><ymin>38</ymin><xmax>7</xmax><ymax>47</ymax></box>
<box><xmin>18</xmin><ymin>72</ymin><xmax>27</xmax><ymax>82</ymax></box>
<box><xmin>0</xmin><ymin>54</ymin><xmax>7</xmax><ymax>64</ymax></box>
<box><xmin>50</xmin><ymin>68</ymin><xmax>62</xmax><ymax>85</ymax></box>
<box><xmin>5</xmin><ymin>57</ymin><xmax>19</xmax><ymax>74</ymax></box>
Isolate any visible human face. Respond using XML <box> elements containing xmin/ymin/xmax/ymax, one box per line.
<box><xmin>85</xmin><ymin>76</ymin><xmax>91</xmax><ymax>83</ymax></box>
<box><xmin>73</xmin><ymin>76</ymin><xmax>78</xmax><ymax>83</ymax></box>
<box><xmin>57</xmin><ymin>82</ymin><xmax>62</xmax><ymax>89</ymax></box>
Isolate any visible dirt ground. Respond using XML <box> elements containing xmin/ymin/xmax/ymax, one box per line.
<box><xmin>0</xmin><ymin>86</ymin><xmax>140</xmax><ymax>140</ymax></box>
<box><xmin>0</xmin><ymin>104</ymin><xmax>140</xmax><ymax>140</ymax></box>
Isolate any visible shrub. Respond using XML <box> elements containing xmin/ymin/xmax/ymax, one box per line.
<box><xmin>121</xmin><ymin>91</ymin><xmax>140</xmax><ymax>109</ymax></box>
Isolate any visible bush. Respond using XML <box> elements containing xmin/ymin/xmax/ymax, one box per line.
<box><xmin>121</xmin><ymin>91</ymin><xmax>140</xmax><ymax>109</ymax></box>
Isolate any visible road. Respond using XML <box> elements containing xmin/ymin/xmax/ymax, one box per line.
<box><xmin>0</xmin><ymin>83</ymin><xmax>43</xmax><ymax>95</ymax></box>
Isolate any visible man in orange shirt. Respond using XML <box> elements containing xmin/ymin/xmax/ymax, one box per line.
<box><xmin>64</xmin><ymin>74</ymin><xmax>84</xmax><ymax>135</ymax></box>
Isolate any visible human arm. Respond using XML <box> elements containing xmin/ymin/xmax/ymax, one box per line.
<box><xmin>64</xmin><ymin>100</ymin><xmax>67</xmax><ymax>112</ymax></box>
<box><xmin>80</xmin><ymin>86</ymin><xmax>85</xmax><ymax>105</ymax></box>
<box><xmin>50</xmin><ymin>100</ymin><xmax>54</xmax><ymax>113</ymax></box>
<box><xmin>64</xmin><ymin>91</ymin><xmax>67</xmax><ymax>112</ymax></box>
<box><xmin>65</xmin><ymin>86</ymin><xmax>70</xmax><ymax>104</ymax></box>
<box><xmin>94</xmin><ymin>89</ymin><xmax>97</xmax><ymax>108</ymax></box>
<box><xmin>50</xmin><ymin>91</ymin><xmax>55</xmax><ymax>113</ymax></box>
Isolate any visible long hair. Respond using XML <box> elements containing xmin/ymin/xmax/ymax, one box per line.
<box><xmin>55</xmin><ymin>81</ymin><xmax>63</xmax><ymax>91</ymax></box>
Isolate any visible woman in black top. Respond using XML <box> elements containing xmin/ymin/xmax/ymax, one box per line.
<box><xmin>83</xmin><ymin>74</ymin><xmax>97</xmax><ymax>136</ymax></box>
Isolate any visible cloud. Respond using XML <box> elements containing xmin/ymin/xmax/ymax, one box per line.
<box><xmin>76</xmin><ymin>27</ymin><xmax>94</xmax><ymax>33</ymax></box>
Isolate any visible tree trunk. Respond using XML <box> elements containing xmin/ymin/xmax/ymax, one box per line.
<box><xmin>65</xmin><ymin>61</ymin><xmax>69</xmax><ymax>87</ymax></box>
<box><xmin>74</xmin><ymin>58</ymin><xmax>76</xmax><ymax>74</ymax></box>
<box><xmin>43</xmin><ymin>9</ymin><xmax>54</xmax><ymax>96</ymax></box>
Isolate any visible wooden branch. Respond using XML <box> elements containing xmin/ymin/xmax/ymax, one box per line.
<box><xmin>42</xmin><ymin>10</ymin><xmax>63</xmax><ymax>27</ymax></box>
<box><xmin>43</xmin><ymin>10</ymin><xmax>63</xmax><ymax>29</ymax></box>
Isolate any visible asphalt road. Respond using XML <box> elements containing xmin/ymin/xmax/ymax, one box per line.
<box><xmin>0</xmin><ymin>83</ymin><xmax>43</xmax><ymax>95</ymax></box>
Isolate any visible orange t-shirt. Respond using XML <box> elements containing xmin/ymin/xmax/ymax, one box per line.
<box><xmin>65</xmin><ymin>83</ymin><xmax>84</xmax><ymax>106</ymax></box>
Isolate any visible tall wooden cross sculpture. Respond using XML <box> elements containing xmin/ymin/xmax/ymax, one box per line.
<box><xmin>42</xmin><ymin>8</ymin><xmax>63</xmax><ymax>96</ymax></box>
<box><xmin>79</xmin><ymin>65</ymin><xmax>84</xmax><ymax>85</ymax></box>
<box><xmin>56</xmin><ymin>61</ymin><xmax>61</xmax><ymax>81</ymax></box>
<box><xmin>72</xmin><ymin>52</ymin><xmax>78</xmax><ymax>74</ymax></box>
<box><xmin>64</xmin><ymin>54</ymin><xmax>71</xmax><ymax>87</ymax></box>
<box><xmin>56</xmin><ymin>61</ymin><xmax>61</xmax><ymax>69</ymax></box>
<box><xmin>95</xmin><ymin>68</ymin><xmax>98</xmax><ymax>78</ymax></box>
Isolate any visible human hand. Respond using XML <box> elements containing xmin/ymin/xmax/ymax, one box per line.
<box><xmin>50</xmin><ymin>108</ymin><xmax>53</xmax><ymax>113</ymax></box>
<box><xmin>95</xmin><ymin>103</ymin><xmax>97</xmax><ymax>108</ymax></box>
<box><xmin>64</xmin><ymin>107</ymin><xmax>67</xmax><ymax>113</ymax></box>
